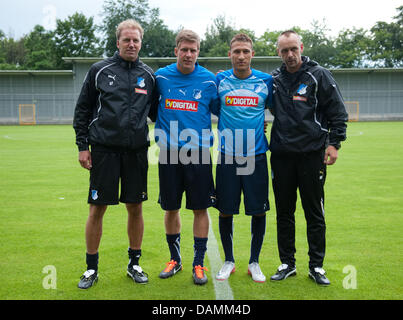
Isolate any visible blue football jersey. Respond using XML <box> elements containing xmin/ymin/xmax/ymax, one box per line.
<box><xmin>216</xmin><ymin>69</ymin><xmax>273</xmax><ymax>156</ymax></box>
<box><xmin>155</xmin><ymin>63</ymin><xmax>219</xmax><ymax>149</ymax></box>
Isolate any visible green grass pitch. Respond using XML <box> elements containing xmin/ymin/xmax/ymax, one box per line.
<box><xmin>0</xmin><ymin>122</ymin><xmax>402</xmax><ymax>300</ymax></box>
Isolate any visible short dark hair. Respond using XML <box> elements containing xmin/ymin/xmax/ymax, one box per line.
<box><xmin>280</xmin><ymin>30</ymin><xmax>299</xmax><ymax>37</ymax></box>
<box><xmin>277</xmin><ymin>30</ymin><xmax>302</xmax><ymax>47</ymax></box>
<box><xmin>230</xmin><ymin>33</ymin><xmax>253</xmax><ymax>49</ymax></box>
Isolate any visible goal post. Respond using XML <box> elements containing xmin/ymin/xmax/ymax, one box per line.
<box><xmin>344</xmin><ymin>101</ymin><xmax>359</xmax><ymax>122</ymax></box>
<box><xmin>19</xmin><ymin>104</ymin><xmax>36</xmax><ymax>125</ymax></box>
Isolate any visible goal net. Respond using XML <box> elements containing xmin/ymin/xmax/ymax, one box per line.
<box><xmin>19</xmin><ymin>104</ymin><xmax>36</xmax><ymax>125</ymax></box>
<box><xmin>344</xmin><ymin>101</ymin><xmax>359</xmax><ymax>122</ymax></box>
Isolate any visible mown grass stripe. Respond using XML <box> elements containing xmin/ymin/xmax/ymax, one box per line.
<box><xmin>207</xmin><ymin>212</ymin><xmax>234</xmax><ymax>300</ymax></box>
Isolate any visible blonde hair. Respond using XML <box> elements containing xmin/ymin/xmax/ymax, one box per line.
<box><xmin>116</xmin><ymin>19</ymin><xmax>144</xmax><ymax>40</ymax></box>
<box><xmin>175</xmin><ymin>29</ymin><xmax>200</xmax><ymax>49</ymax></box>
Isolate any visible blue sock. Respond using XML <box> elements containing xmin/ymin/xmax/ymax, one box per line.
<box><xmin>193</xmin><ymin>237</ymin><xmax>208</xmax><ymax>267</ymax></box>
<box><xmin>219</xmin><ymin>215</ymin><xmax>234</xmax><ymax>263</ymax></box>
<box><xmin>166</xmin><ymin>233</ymin><xmax>181</xmax><ymax>264</ymax></box>
<box><xmin>249</xmin><ymin>215</ymin><xmax>266</xmax><ymax>264</ymax></box>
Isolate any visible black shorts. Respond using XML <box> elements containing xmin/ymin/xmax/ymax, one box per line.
<box><xmin>88</xmin><ymin>145</ymin><xmax>148</xmax><ymax>205</ymax></box>
<box><xmin>158</xmin><ymin>148</ymin><xmax>216</xmax><ymax>211</ymax></box>
<box><xmin>215</xmin><ymin>153</ymin><xmax>269</xmax><ymax>215</ymax></box>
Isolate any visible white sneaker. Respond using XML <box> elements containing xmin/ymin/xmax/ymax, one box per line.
<box><xmin>248</xmin><ymin>262</ymin><xmax>266</xmax><ymax>283</ymax></box>
<box><xmin>216</xmin><ymin>261</ymin><xmax>236</xmax><ymax>281</ymax></box>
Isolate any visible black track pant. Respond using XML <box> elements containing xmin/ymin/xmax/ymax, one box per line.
<box><xmin>270</xmin><ymin>150</ymin><xmax>327</xmax><ymax>269</ymax></box>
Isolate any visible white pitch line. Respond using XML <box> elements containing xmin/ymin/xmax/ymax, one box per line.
<box><xmin>207</xmin><ymin>211</ymin><xmax>234</xmax><ymax>300</ymax></box>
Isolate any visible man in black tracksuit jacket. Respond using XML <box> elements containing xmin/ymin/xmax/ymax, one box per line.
<box><xmin>74</xmin><ymin>53</ymin><xmax>156</xmax><ymax>152</ymax></box>
<box><xmin>73</xmin><ymin>20</ymin><xmax>157</xmax><ymax>289</ymax></box>
<box><xmin>269</xmin><ymin>30</ymin><xmax>348</xmax><ymax>285</ymax></box>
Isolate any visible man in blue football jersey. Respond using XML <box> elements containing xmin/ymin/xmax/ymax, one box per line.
<box><xmin>153</xmin><ymin>29</ymin><xmax>219</xmax><ymax>285</ymax></box>
<box><xmin>215</xmin><ymin>34</ymin><xmax>273</xmax><ymax>283</ymax></box>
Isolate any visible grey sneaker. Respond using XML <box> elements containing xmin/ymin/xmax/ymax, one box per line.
<box><xmin>248</xmin><ymin>262</ymin><xmax>266</xmax><ymax>283</ymax></box>
<box><xmin>309</xmin><ymin>267</ymin><xmax>330</xmax><ymax>286</ymax></box>
<box><xmin>216</xmin><ymin>261</ymin><xmax>236</xmax><ymax>281</ymax></box>
<box><xmin>159</xmin><ymin>260</ymin><xmax>183</xmax><ymax>279</ymax></box>
<box><xmin>78</xmin><ymin>269</ymin><xmax>98</xmax><ymax>289</ymax></box>
<box><xmin>270</xmin><ymin>264</ymin><xmax>297</xmax><ymax>281</ymax></box>
<box><xmin>193</xmin><ymin>265</ymin><xmax>208</xmax><ymax>285</ymax></box>
<box><xmin>127</xmin><ymin>265</ymin><xmax>149</xmax><ymax>284</ymax></box>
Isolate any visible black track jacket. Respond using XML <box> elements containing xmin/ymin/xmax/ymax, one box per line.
<box><xmin>269</xmin><ymin>56</ymin><xmax>348</xmax><ymax>153</ymax></box>
<box><xmin>73</xmin><ymin>52</ymin><xmax>157</xmax><ymax>152</ymax></box>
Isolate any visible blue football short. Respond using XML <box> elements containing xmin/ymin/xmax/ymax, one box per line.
<box><xmin>158</xmin><ymin>148</ymin><xmax>216</xmax><ymax>211</ymax></box>
<box><xmin>215</xmin><ymin>152</ymin><xmax>269</xmax><ymax>215</ymax></box>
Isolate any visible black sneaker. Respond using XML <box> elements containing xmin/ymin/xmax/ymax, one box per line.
<box><xmin>159</xmin><ymin>260</ymin><xmax>182</xmax><ymax>279</ymax></box>
<box><xmin>193</xmin><ymin>265</ymin><xmax>208</xmax><ymax>285</ymax></box>
<box><xmin>78</xmin><ymin>270</ymin><xmax>98</xmax><ymax>289</ymax></box>
<box><xmin>127</xmin><ymin>265</ymin><xmax>149</xmax><ymax>284</ymax></box>
<box><xmin>309</xmin><ymin>267</ymin><xmax>330</xmax><ymax>285</ymax></box>
<box><xmin>270</xmin><ymin>264</ymin><xmax>297</xmax><ymax>281</ymax></box>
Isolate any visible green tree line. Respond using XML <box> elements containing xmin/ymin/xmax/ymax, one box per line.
<box><xmin>1</xmin><ymin>0</ymin><xmax>402</xmax><ymax>70</ymax></box>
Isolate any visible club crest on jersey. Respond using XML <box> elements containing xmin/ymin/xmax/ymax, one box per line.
<box><xmin>297</xmin><ymin>84</ymin><xmax>307</xmax><ymax>95</ymax></box>
<box><xmin>254</xmin><ymin>84</ymin><xmax>265</xmax><ymax>93</ymax></box>
<box><xmin>165</xmin><ymin>99</ymin><xmax>198</xmax><ymax>112</ymax></box>
<box><xmin>137</xmin><ymin>77</ymin><xmax>146</xmax><ymax>88</ymax></box>
<box><xmin>91</xmin><ymin>190</ymin><xmax>99</xmax><ymax>201</ymax></box>
<box><xmin>193</xmin><ymin>89</ymin><xmax>202</xmax><ymax>100</ymax></box>
<box><xmin>225</xmin><ymin>96</ymin><xmax>259</xmax><ymax>107</ymax></box>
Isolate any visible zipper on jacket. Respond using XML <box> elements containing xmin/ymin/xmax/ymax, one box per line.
<box><xmin>128</xmin><ymin>62</ymin><xmax>136</xmax><ymax>147</ymax></box>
